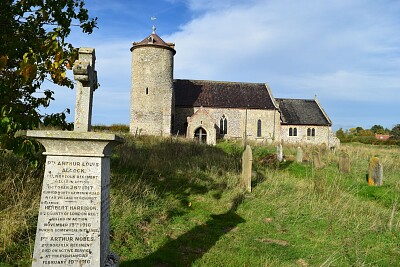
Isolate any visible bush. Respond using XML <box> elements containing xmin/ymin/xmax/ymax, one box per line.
<box><xmin>92</xmin><ymin>124</ymin><xmax>129</xmax><ymax>133</ymax></box>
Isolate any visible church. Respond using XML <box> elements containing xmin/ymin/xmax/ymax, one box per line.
<box><xmin>129</xmin><ymin>28</ymin><xmax>339</xmax><ymax>147</ymax></box>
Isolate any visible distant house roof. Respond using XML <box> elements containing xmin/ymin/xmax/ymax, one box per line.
<box><xmin>276</xmin><ymin>98</ymin><xmax>331</xmax><ymax>126</ymax></box>
<box><xmin>375</xmin><ymin>134</ymin><xmax>390</xmax><ymax>141</ymax></box>
<box><xmin>131</xmin><ymin>33</ymin><xmax>176</xmax><ymax>54</ymax></box>
<box><xmin>174</xmin><ymin>79</ymin><xmax>277</xmax><ymax>109</ymax></box>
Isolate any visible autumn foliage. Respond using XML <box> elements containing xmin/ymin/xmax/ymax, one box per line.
<box><xmin>0</xmin><ymin>0</ymin><xmax>97</xmax><ymax>156</ymax></box>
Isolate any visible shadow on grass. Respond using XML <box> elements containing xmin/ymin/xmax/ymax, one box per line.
<box><xmin>121</xmin><ymin>195</ymin><xmax>246</xmax><ymax>267</ymax></box>
<box><xmin>111</xmin><ymin>136</ymin><xmax>242</xmax><ymax>207</ymax></box>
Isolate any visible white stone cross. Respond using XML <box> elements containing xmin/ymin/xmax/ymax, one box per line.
<box><xmin>72</xmin><ymin>47</ymin><xmax>98</xmax><ymax>132</ymax></box>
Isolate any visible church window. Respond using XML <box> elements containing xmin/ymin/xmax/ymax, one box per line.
<box><xmin>257</xmin><ymin>119</ymin><xmax>262</xmax><ymax>137</ymax></box>
<box><xmin>289</xmin><ymin>127</ymin><xmax>297</xmax><ymax>137</ymax></box>
<box><xmin>307</xmin><ymin>128</ymin><xmax>315</xmax><ymax>137</ymax></box>
<box><xmin>220</xmin><ymin>115</ymin><xmax>227</xmax><ymax>135</ymax></box>
<box><xmin>146</xmin><ymin>87</ymin><xmax>149</xmax><ymax>95</ymax></box>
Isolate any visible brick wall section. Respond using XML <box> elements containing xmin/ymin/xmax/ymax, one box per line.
<box><xmin>130</xmin><ymin>46</ymin><xmax>174</xmax><ymax>136</ymax></box>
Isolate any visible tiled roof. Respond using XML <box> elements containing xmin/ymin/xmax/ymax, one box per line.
<box><xmin>276</xmin><ymin>98</ymin><xmax>331</xmax><ymax>126</ymax></box>
<box><xmin>174</xmin><ymin>79</ymin><xmax>276</xmax><ymax>109</ymax></box>
<box><xmin>375</xmin><ymin>134</ymin><xmax>390</xmax><ymax>141</ymax></box>
<box><xmin>131</xmin><ymin>33</ymin><xmax>175</xmax><ymax>54</ymax></box>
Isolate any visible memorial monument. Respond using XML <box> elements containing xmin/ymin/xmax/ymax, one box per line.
<box><xmin>28</xmin><ymin>48</ymin><xmax>122</xmax><ymax>267</ymax></box>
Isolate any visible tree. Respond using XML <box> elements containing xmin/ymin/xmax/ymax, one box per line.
<box><xmin>370</xmin><ymin>125</ymin><xmax>385</xmax><ymax>134</ymax></box>
<box><xmin>335</xmin><ymin>128</ymin><xmax>345</xmax><ymax>140</ymax></box>
<box><xmin>355</xmin><ymin>127</ymin><xmax>364</xmax><ymax>134</ymax></box>
<box><xmin>390</xmin><ymin>124</ymin><xmax>400</xmax><ymax>140</ymax></box>
<box><xmin>0</xmin><ymin>0</ymin><xmax>97</xmax><ymax>156</ymax></box>
<box><xmin>358</xmin><ymin>129</ymin><xmax>374</xmax><ymax>137</ymax></box>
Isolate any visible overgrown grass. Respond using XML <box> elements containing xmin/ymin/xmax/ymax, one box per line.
<box><xmin>0</xmin><ymin>152</ymin><xmax>44</xmax><ymax>265</ymax></box>
<box><xmin>1</xmin><ymin>137</ymin><xmax>399</xmax><ymax>266</ymax></box>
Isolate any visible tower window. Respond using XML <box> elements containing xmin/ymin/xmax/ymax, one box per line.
<box><xmin>146</xmin><ymin>87</ymin><xmax>149</xmax><ymax>95</ymax></box>
<box><xmin>257</xmin><ymin>119</ymin><xmax>262</xmax><ymax>137</ymax></box>
<box><xmin>220</xmin><ymin>115</ymin><xmax>227</xmax><ymax>135</ymax></box>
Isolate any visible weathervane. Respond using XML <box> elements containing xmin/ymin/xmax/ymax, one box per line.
<box><xmin>151</xmin><ymin>16</ymin><xmax>157</xmax><ymax>34</ymax></box>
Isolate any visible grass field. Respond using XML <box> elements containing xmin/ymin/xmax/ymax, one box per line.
<box><xmin>1</xmin><ymin>136</ymin><xmax>399</xmax><ymax>266</ymax></box>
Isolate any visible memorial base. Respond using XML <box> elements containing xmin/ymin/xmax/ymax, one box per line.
<box><xmin>28</xmin><ymin>131</ymin><xmax>122</xmax><ymax>267</ymax></box>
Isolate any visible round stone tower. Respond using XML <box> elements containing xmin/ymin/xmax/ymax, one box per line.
<box><xmin>130</xmin><ymin>27</ymin><xmax>176</xmax><ymax>136</ymax></box>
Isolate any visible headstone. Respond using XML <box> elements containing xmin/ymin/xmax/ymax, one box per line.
<box><xmin>368</xmin><ymin>157</ymin><xmax>383</xmax><ymax>186</ymax></box>
<box><xmin>312</xmin><ymin>151</ymin><xmax>323</xmax><ymax>169</ymax></box>
<box><xmin>28</xmin><ymin>48</ymin><xmax>122</xmax><ymax>267</ymax></box>
<box><xmin>338</xmin><ymin>152</ymin><xmax>350</xmax><ymax>173</ymax></box>
<box><xmin>277</xmin><ymin>144</ymin><xmax>283</xmax><ymax>162</ymax></box>
<box><xmin>319</xmin><ymin>143</ymin><xmax>327</xmax><ymax>156</ymax></box>
<box><xmin>296</xmin><ymin>147</ymin><xmax>303</xmax><ymax>163</ymax></box>
<box><xmin>241</xmin><ymin>145</ymin><xmax>252</xmax><ymax>192</ymax></box>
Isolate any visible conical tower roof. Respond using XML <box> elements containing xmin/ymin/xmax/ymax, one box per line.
<box><xmin>131</xmin><ymin>27</ymin><xmax>175</xmax><ymax>54</ymax></box>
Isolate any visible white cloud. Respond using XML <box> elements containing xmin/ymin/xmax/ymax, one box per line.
<box><xmin>168</xmin><ymin>0</ymin><xmax>400</xmax><ymax>103</ymax></box>
<box><xmin>276</xmin><ymin>71</ymin><xmax>400</xmax><ymax>101</ymax></box>
<box><xmin>161</xmin><ymin>0</ymin><xmax>400</xmax><ymax>129</ymax></box>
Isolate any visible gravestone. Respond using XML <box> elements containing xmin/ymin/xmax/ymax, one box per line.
<box><xmin>296</xmin><ymin>147</ymin><xmax>303</xmax><ymax>163</ymax></box>
<box><xmin>277</xmin><ymin>144</ymin><xmax>283</xmax><ymax>162</ymax></box>
<box><xmin>338</xmin><ymin>152</ymin><xmax>350</xmax><ymax>173</ymax></box>
<box><xmin>312</xmin><ymin>151</ymin><xmax>323</xmax><ymax>169</ymax></box>
<box><xmin>28</xmin><ymin>48</ymin><xmax>122</xmax><ymax>267</ymax></box>
<box><xmin>368</xmin><ymin>157</ymin><xmax>383</xmax><ymax>186</ymax></box>
<box><xmin>241</xmin><ymin>145</ymin><xmax>252</xmax><ymax>192</ymax></box>
<box><xmin>319</xmin><ymin>143</ymin><xmax>327</xmax><ymax>156</ymax></box>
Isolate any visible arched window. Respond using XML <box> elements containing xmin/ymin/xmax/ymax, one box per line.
<box><xmin>257</xmin><ymin>119</ymin><xmax>262</xmax><ymax>137</ymax></box>
<box><xmin>307</xmin><ymin>128</ymin><xmax>311</xmax><ymax>136</ymax></box>
<box><xmin>311</xmin><ymin>128</ymin><xmax>315</xmax><ymax>137</ymax></box>
<box><xmin>220</xmin><ymin>115</ymin><xmax>227</xmax><ymax>135</ymax></box>
<box><xmin>289</xmin><ymin>127</ymin><xmax>293</xmax><ymax>136</ymax></box>
<box><xmin>293</xmin><ymin>127</ymin><xmax>297</xmax><ymax>136</ymax></box>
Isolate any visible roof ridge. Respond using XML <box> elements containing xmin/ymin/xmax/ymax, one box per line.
<box><xmin>174</xmin><ymin>79</ymin><xmax>265</xmax><ymax>85</ymax></box>
<box><xmin>276</xmin><ymin>97</ymin><xmax>314</xmax><ymax>101</ymax></box>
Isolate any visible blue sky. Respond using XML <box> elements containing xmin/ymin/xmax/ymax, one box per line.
<box><xmin>43</xmin><ymin>0</ymin><xmax>400</xmax><ymax>131</ymax></box>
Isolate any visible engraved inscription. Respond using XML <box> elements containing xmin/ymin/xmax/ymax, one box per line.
<box><xmin>33</xmin><ymin>156</ymin><xmax>103</xmax><ymax>266</ymax></box>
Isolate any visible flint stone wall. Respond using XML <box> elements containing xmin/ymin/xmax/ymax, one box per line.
<box><xmin>280</xmin><ymin>125</ymin><xmax>336</xmax><ymax>146</ymax></box>
<box><xmin>175</xmin><ymin>107</ymin><xmax>280</xmax><ymax>142</ymax></box>
<box><xmin>130</xmin><ymin>46</ymin><xmax>174</xmax><ymax>136</ymax></box>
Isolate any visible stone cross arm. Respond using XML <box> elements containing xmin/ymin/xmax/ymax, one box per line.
<box><xmin>73</xmin><ymin>60</ymin><xmax>98</xmax><ymax>89</ymax></box>
<box><xmin>73</xmin><ymin>47</ymin><xmax>98</xmax><ymax>132</ymax></box>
